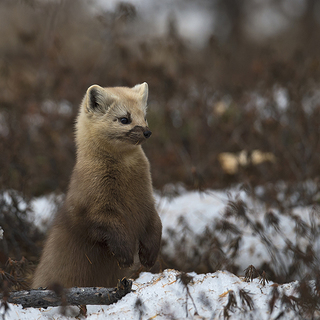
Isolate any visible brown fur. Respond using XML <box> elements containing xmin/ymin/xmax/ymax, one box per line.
<box><xmin>32</xmin><ymin>83</ymin><xmax>162</xmax><ymax>288</ymax></box>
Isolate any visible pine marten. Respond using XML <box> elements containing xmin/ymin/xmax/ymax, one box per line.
<box><xmin>32</xmin><ymin>83</ymin><xmax>162</xmax><ymax>288</ymax></box>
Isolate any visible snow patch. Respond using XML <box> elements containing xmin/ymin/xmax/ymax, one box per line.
<box><xmin>1</xmin><ymin>269</ymin><xmax>299</xmax><ymax>319</ymax></box>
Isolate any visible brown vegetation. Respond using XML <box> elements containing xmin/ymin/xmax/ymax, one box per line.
<box><xmin>1</xmin><ymin>0</ymin><xmax>320</xmax><ymax>286</ymax></box>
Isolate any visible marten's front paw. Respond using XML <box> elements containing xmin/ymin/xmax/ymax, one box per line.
<box><xmin>105</xmin><ymin>230</ymin><xmax>135</xmax><ymax>268</ymax></box>
<box><xmin>139</xmin><ymin>243</ymin><xmax>158</xmax><ymax>269</ymax></box>
<box><xmin>111</xmin><ymin>245</ymin><xmax>134</xmax><ymax>268</ymax></box>
<box><xmin>115</xmin><ymin>254</ymin><xmax>134</xmax><ymax>268</ymax></box>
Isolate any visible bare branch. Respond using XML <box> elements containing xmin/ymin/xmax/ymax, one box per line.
<box><xmin>0</xmin><ymin>278</ymin><xmax>132</xmax><ymax>308</ymax></box>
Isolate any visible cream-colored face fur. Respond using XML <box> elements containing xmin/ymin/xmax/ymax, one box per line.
<box><xmin>77</xmin><ymin>83</ymin><xmax>151</xmax><ymax>150</ymax></box>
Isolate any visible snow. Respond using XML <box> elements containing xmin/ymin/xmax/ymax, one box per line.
<box><xmin>0</xmin><ymin>191</ymin><xmax>57</xmax><ymax>232</ymax></box>
<box><xmin>93</xmin><ymin>0</ymin><xmax>214</xmax><ymax>48</ymax></box>
<box><xmin>29</xmin><ymin>194</ymin><xmax>60</xmax><ymax>232</ymax></box>
<box><xmin>1</xmin><ymin>270</ymin><xmax>299</xmax><ymax>319</ymax></box>
<box><xmin>158</xmin><ymin>187</ymin><xmax>317</xmax><ymax>277</ymax></box>
<box><xmin>1</xmin><ymin>187</ymin><xmax>318</xmax><ymax>319</ymax></box>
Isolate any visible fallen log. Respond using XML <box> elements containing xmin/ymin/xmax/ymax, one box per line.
<box><xmin>0</xmin><ymin>278</ymin><xmax>132</xmax><ymax>308</ymax></box>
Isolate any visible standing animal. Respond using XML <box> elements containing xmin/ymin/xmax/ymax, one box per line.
<box><xmin>32</xmin><ymin>83</ymin><xmax>162</xmax><ymax>288</ymax></box>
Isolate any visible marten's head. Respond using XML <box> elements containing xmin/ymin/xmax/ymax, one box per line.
<box><xmin>76</xmin><ymin>83</ymin><xmax>151</xmax><ymax>152</ymax></box>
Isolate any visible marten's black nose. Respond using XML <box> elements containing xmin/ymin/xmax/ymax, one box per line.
<box><xmin>143</xmin><ymin>130</ymin><xmax>152</xmax><ymax>139</ymax></box>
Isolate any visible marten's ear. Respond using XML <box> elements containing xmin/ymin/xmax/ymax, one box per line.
<box><xmin>86</xmin><ymin>85</ymin><xmax>116</xmax><ymax>113</ymax></box>
<box><xmin>132</xmin><ymin>82</ymin><xmax>148</xmax><ymax>107</ymax></box>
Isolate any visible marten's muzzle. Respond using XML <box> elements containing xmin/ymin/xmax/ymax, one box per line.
<box><xmin>126</xmin><ymin>126</ymin><xmax>152</xmax><ymax>144</ymax></box>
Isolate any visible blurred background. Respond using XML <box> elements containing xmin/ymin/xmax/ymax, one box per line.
<box><xmin>1</xmin><ymin>0</ymin><xmax>320</xmax><ymax>283</ymax></box>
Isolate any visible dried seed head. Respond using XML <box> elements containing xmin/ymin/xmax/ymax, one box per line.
<box><xmin>239</xmin><ymin>289</ymin><xmax>254</xmax><ymax>310</ymax></box>
<box><xmin>264</xmin><ymin>210</ymin><xmax>280</xmax><ymax>231</ymax></box>
<box><xmin>269</xmin><ymin>285</ymin><xmax>279</xmax><ymax>314</ymax></box>
<box><xmin>244</xmin><ymin>265</ymin><xmax>259</xmax><ymax>282</ymax></box>
<box><xmin>225</xmin><ymin>290</ymin><xmax>237</xmax><ymax>312</ymax></box>
<box><xmin>177</xmin><ymin>272</ymin><xmax>193</xmax><ymax>286</ymax></box>
<box><xmin>259</xmin><ymin>271</ymin><xmax>269</xmax><ymax>286</ymax></box>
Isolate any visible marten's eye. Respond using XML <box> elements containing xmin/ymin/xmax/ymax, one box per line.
<box><xmin>119</xmin><ymin>117</ymin><xmax>131</xmax><ymax>124</ymax></box>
